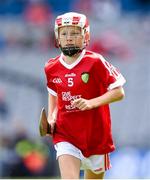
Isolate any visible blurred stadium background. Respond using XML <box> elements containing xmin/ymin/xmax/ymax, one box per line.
<box><xmin>0</xmin><ymin>0</ymin><xmax>150</xmax><ymax>178</ymax></box>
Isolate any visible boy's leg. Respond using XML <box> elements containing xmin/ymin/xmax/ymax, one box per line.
<box><xmin>84</xmin><ymin>169</ymin><xmax>105</xmax><ymax>179</ymax></box>
<box><xmin>58</xmin><ymin>154</ymin><xmax>81</xmax><ymax>179</ymax></box>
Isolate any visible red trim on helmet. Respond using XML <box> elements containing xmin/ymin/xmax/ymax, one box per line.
<box><xmin>56</xmin><ymin>18</ymin><xmax>62</xmax><ymax>26</ymax></box>
<box><xmin>84</xmin><ymin>18</ymin><xmax>89</xmax><ymax>29</ymax></box>
<box><xmin>72</xmin><ymin>16</ymin><xmax>81</xmax><ymax>25</ymax></box>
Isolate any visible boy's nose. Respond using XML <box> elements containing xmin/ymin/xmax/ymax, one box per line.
<box><xmin>66</xmin><ymin>35</ymin><xmax>73</xmax><ymax>41</ymax></box>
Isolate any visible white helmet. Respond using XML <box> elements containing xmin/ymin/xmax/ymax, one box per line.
<box><xmin>54</xmin><ymin>12</ymin><xmax>90</xmax><ymax>49</ymax></box>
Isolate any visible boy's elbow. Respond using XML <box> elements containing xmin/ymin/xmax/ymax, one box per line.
<box><xmin>118</xmin><ymin>87</ymin><xmax>125</xmax><ymax>100</ymax></box>
<box><xmin>119</xmin><ymin>92</ymin><xmax>125</xmax><ymax>100</ymax></box>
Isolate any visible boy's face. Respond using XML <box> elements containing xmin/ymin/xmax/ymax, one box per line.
<box><xmin>58</xmin><ymin>26</ymin><xmax>84</xmax><ymax>49</ymax></box>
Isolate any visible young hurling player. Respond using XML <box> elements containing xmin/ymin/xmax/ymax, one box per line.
<box><xmin>44</xmin><ymin>12</ymin><xmax>126</xmax><ymax>179</ymax></box>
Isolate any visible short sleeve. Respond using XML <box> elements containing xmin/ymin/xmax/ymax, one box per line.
<box><xmin>94</xmin><ymin>54</ymin><xmax>126</xmax><ymax>90</ymax></box>
<box><xmin>44</xmin><ymin>62</ymin><xmax>57</xmax><ymax>96</ymax></box>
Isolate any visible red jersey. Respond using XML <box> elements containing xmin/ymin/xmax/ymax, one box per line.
<box><xmin>44</xmin><ymin>49</ymin><xmax>126</xmax><ymax>157</ymax></box>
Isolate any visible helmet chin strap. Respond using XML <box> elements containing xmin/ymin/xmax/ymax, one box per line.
<box><xmin>60</xmin><ymin>46</ymin><xmax>83</xmax><ymax>57</ymax></box>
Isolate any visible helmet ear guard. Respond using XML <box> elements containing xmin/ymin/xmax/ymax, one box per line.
<box><xmin>54</xmin><ymin>38</ymin><xmax>59</xmax><ymax>48</ymax></box>
<box><xmin>84</xmin><ymin>32</ymin><xmax>90</xmax><ymax>46</ymax></box>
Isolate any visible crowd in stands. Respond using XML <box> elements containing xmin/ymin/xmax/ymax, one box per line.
<box><xmin>0</xmin><ymin>0</ymin><xmax>150</xmax><ymax>52</ymax></box>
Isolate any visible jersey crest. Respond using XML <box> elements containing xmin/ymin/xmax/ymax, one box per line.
<box><xmin>81</xmin><ymin>72</ymin><xmax>89</xmax><ymax>83</ymax></box>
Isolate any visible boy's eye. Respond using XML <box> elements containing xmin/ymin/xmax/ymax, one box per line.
<box><xmin>60</xmin><ymin>32</ymin><xmax>80</xmax><ymax>36</ymax></box>
<box><xmin>61</xmin><ymin>32</ymin><xmax>67</xmax><ymax>36</ymax></box>
<box><xmin>71</xmin><ymin>32</ymin><xmax>80</xmax><ymax>35</ymax></box>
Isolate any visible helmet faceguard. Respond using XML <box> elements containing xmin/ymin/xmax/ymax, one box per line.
<box><xmin>54</xmin><ymin>12</ymin><xmax>90</xmax><ymax>56</ymax></box>
<box><xmin>60</xmin><ymin>46</ymin><xmax>82</xmax><ymax>57</ymax></box>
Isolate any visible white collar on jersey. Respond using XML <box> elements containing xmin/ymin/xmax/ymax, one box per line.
<box><xmin>59</xmin><ymin>49</ymin><xmax>86</xmax><ymax>69</ymax></box>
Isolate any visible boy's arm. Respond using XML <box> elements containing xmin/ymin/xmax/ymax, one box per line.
<box><xmin>47</xmin><ymin>93</ymin><xmax>57</xmax><ymax>134</ymax></box>
<box><xmin>72</xmin><ymin>86</ymin><xmax>125</xmax><ymax>111</ymax></box>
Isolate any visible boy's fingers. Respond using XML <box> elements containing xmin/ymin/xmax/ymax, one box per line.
<box><xmin>50</xmin><ymin>125</ymin><xmax>54</xmax><ymax>134</ymax></box>
<box><xmin>71</xmin><ymin>98</ymin><xmax>81</xmax><ymax>105</ymax></box>
<box><xmin>48</xmin><ymin>121</ymin><xmax>56</xmax><ymax>134</ymax></box>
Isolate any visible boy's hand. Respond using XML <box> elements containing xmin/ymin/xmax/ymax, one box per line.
<box><xmin>47</xmin><ymin>115</ymin><xmax>56</xmax><ymax>134</ymax></box>
<box><xmin>71</xmin><ymin>98</ymin><xmax>94</xmax><ymax>111</ymax></box>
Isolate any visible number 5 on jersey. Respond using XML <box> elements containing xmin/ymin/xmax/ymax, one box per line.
<box><xmin>68</xmin><ymin>78</ymin><xmax>74</xmax><ymax>87</ymax></box>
